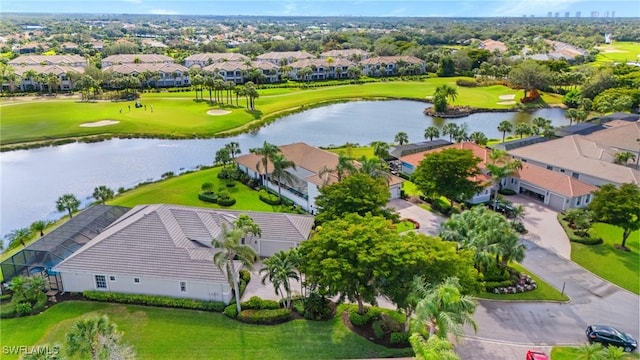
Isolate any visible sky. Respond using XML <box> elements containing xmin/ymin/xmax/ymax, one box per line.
<box><xmin>1</xmin><ymin>0</ymin><xmax>639</xmax><ymax>18</ymax></box>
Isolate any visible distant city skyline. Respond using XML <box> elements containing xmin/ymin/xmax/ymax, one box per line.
<box><xmin>2</xmin><ymin>0</ymin><xmax>639</xmax><ymax>18</ymax></box>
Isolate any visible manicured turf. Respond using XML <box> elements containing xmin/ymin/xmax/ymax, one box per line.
<box><xmin>0</xmin><ymin>79</ymin><xmax>563</xmax><ymax>146</ymax></box>
<box><xmin>1</xmin><ymin>301</ymin><xmax>413</xmax><ymax>360</ymax></box>
<box><xmin>551</xmin><ymin>346</ymin><xmax>640</xmax><ymax>359</ymax></box>
<box><xmin>570</xmin><ymin>223</ymin><xmax>639</xmax><ymax>294</ymax></box>
<box><xmin>109</xmin><ymin>166</ymin><xmax>298</xmax><ymax>214</ymax></box>
<box><xmin>326</xmin><ymin>145</ymin><xmax>375</xmax><ymax>159</ymax></box>
<box><xmin>594</xmin><ymin>41</ymin><xmax>640</xmax><ymax>64</ymax></box>
<box><xmin>476</xmin><ymin>262</ymin><xmax>569</xmax><ymax>302</ymax></box>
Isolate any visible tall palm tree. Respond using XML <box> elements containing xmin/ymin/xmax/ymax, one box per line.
<box><xmin>92</xmin><ymin>185</ymin><xmax>115</xmax><ymax>204</ymax></box>
<box><xmin>514</xmin><ymin>122</ymin><xmax>532</xmax><ymax>139</ymax></box>
<box><xmin>497</xmin><ymin>120</ymin><xmax>513</xmax><ymax>143</ymax></box>
<box><xmin>371</xmin><ymin>141</ymin><xmax>390</xmax><ymax>160</ymax></box>
<box><xmin>469</xmin><ymin>131</ymin><xmax>488</xmax><ymax>145</ymax></box>
<box><xmin>424</xmin><ymin>126</ymin><xmax>440</xmax><ymax>141</ymax></box>
<box><xmin>250</xmin><ymin>141</ymin><xmax>280</xmax><ymax>186</ymax></box>
<box><xmin>441</xmin><ymin>123</ymin><xmax>460</xmax><ymax>143</ymax></box>
<box><xmin>394</xmin><ymin>131</ymin><xmax>409</xmax><ymax>145</ymax></box>
<box><xmin>4</xmin><ymin>227</ymin><xmax>33</xmax><ymax>249</ymax></box>
<box><xmin>532</xmin><ymin>117</ymin><xmax>552</xmax><ymax>136</ymax></box>
<box><xmin>260</xmin><ymin>250</ymin><xmax>299</xmax><ymax>309</ymax></box>
<box><xmin>66</xmin><ymin>315</ymin><xmax>134</xmax><ymax>360</ymax></box>
<box><xmin>270</xmin><ymin>153</ymin><xmax>296</xmax><ymax>200</ymax></box>
<box><xmin>30</xmin><ymin>220</ymin><xmax>51</xmax><ymax>237</ymax></box>
<box><xmin>412</xmin><ymin>277</ymin><xmax>477</xmax><ymax>340</ymax></box>
<box><xmin>56</xmin><ymin>193</ymin><xmax>80</xmax><ymax>218</ymax></box>
<box><xmin>224</xmin><ymin>142</ymin><xmax>241</xmax><ymax>161</ymax></box>
<box><xmin>212</xmin><ymin>224</ymin><xmax>258</xmax><ymax>313</ymax></box>
<box><xmin>495</xmin><ymin>232</ymin><xmax>526</xmax><ymax>270</ymax></box>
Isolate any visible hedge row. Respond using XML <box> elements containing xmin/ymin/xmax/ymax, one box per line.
<box><xmin>83</xmin><ymin>291</ymin><xmax>226</xmax><ymax>312</ymax></box>
<box><xmin>484</xmin><ymin>280</ymin><xmax>515</xmax><ymax>292</ymax></box>
<box><xmin>348</xmin><ymin>307</ymin><xmax>382</xmax><ymax>327</ymax></box>
<box><xmin>217</xmin><ymin>197</ymin><xmax>236</xmax><ymax>206</ymax></box>
<box><xmin>198</xmin><ymin>193</ymin><xmax>218</xmax><ymax>203</ymax></box>
<box><xmin>390</xmin><ymin>331</ymin><xmax>411</xmax><ymax>344</ymax></box>
<box><xmin>259</xmin><ymin>193</ymin><xmax>282</xmax><ymax>205</ymax></box>
<box><xmin>241</xmin><ymin>296</ymin><xmax>280</xmax><ymax>310</ymax></box>
<box><xmin>238</xmin><ymin>308</ymin><xmax>292</xmax><ymax>325</ymax></box>
<box><xmin>0</xmin><ymin>293</ymin><xmax>47</xmax><ymax>319</ymax></box>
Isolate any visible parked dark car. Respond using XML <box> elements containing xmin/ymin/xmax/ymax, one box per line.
<box><xmin>586</xmin><ymin>325</ymin><xmax>638</xmax><ymax>352</ymax></box>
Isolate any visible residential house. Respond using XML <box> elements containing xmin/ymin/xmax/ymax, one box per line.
<box><xmin>6</xmin><ymin>55</ymin><xmax>88</xmax><ymax>92</ymax></box>
<box><xmin>388</xmin><ymin>140</ymin><xmax>451</xmax><ymax>159</ymax></box>
<box><xmin>234</xmin><ymin>143</ymin><xmax>403</xmax><ymax>214</ymax></box>
<box><xmin>102</xmin><ymin>63</ymin><xmax>190</xmax><ymax>87</ymax></box>
<box><xmin>101</xmin><ymin>54</ymin><xmax>174</xmax><ymax>68</ymax></box>
<box><xmin>53</xmin><ymin>204</ymin><xmax>314</xmax><ymax>303</ymax></box>
<box><xmin>185</xmin><ymin>52</ymin><xmax>251</xmax><ymax>68</ymax></box>
<box><xmin>508</xmin><ymin>124</ymin><xmax>640</xmax><ymax>187</ymax></box>
<box><xmin>399</xmin><ymin>142</ymin><xmax>598</xmax><ymax>210</ymax></box>
<box><xmin>9</xmin><ymin>55</ymin><xmax>87</xmax><ymax>67</ymax></box>
<box><xmin>202</xmin><ymin>61</ymin><xmax>279</xmax><ymax>84</ymax></box>
<box><xmin>319</xmin><ymin>49</ymin><xmax>370</xmax><ymax>60</ymax></box>
<box><xmin>255</xmin><ymin>51</ymin><xmax>314</xmax><ymax>65</ymax></box>
<box><xmin>288</xmin><ymin>58</ymin><xmax>354</xmax><ymax>80</ymax></box>
<box><xmin>479</xmin><ymin>39</ymin><xmax>508</xmax><ymax>53</ymax></box>
<box><xmin>359</xmin><ymin>56</ymin><xmax>425</xmax><ymax>76</ymax></box>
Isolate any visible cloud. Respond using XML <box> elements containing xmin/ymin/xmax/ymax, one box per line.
<box><xmin>149</xmin><ymin>8</ymin><xmax>179</xmax><ymax>15</ymax></box>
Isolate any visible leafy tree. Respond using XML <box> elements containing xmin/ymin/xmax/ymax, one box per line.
<box><xmin>249</xmin><ymin>141</ymin><xmax>280</xmax><ymax>185</ymax></box>
<box><xmin>432</xmin><ymin>85</ymin><xmax>458</xmax><ymax>113</ymax></box>
<box><xmin>410</xmin><ymin>333</ymin><xmax>461</xmax><ymax>360</ymax></box>
<box><xmin>270</xmin><ymin>153</ymin><xmax>296</xmax><ymax>200</ymax></box>
<box><xmin>508</xmin><ymin>60</ymin><xmax>551</xmax><ymax>98</ymax></box>
<box><xmin>66</xmin><ymin>315</ymin><xmax>135</xmax><ymax>360</ymax></box>
<box><xmin>394</xmin><ymin>131</ymin><xmax>409</xmax><ymax>145</ymax></box>
<box><xmin>469</xmin><ymin>131</ymin><xmax>488</xmax><ymax>146</ymax></box>
<box><xmin>438</xmin><ymin>56</ymin><xmax>456</xmax><ymax>77</ymax></box>
<box><xmin>424</xmin><ymin>126</ymin><xmax>440</xmax><ymax>141</ymax></box>
<box><xmin>412</xmin><ymin>148</ymin><xmax>483</xmax><ymax>210</ymax></box>
<box><xmin>56</xmin><ymin>193</ymin><xmax>80</xmax><ymax>218</ymax></box>
<box><xmin>215</xmin><ymin>147</ymin><xmax>232</xmax><ymax>168</ymax></box>
<box><xmin>497</xmin><ymin>120</ymin><xmax>513</xmax><ymax>143</ymax></box>
<box><xmin>314</xmin><ymin>172</ymin><xmax>391</xmax><ymax>224</ymax></box>
<box><xmin>581</xmin><ymin>69</ymin><xmax>616</xmax><ymax>100</ymax></box>
<box><xmin>298</xmin><ymin>213</ymin><xmax>397</xmax><ymax>314</ymax></box>
<box><xmin>260</xmin><ymin>250</ymin><xmax>299</xmax><ymax>309</ymax></box>
<box><xmin>589</xmin><ymin>183</ymin><xmax>640</xmax><ymax>249</ymax></box>
<box><xmin>92</xmin><ymin>185</ymin><xmax>114</xmax><ymax>204</ymax></box>
<box><xmin>4</xmin><ymin>227</ymin><xmax>33</xmax><ymax>249</ymax></box>
<box><xmin>213</xmin><ymin>223</ymin><xmax>258</xmax><ymax>313</ymax></box>
<box><xmin>411</xmin><ymin>277</ymin><xmax>477</xmax><ymax>340</ymax></box>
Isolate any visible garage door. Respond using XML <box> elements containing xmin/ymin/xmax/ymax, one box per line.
<box><xmin>548</xmin><ymin>193</ymin><xmax>566</xmax><ymax>211</ymax></box>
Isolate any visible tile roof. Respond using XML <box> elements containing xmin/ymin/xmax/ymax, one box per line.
<box><xmin>102</xmin><ymin>54</ymin><xmax>174</xmax><ymax>64</ymax></box>
<box><xmin>508</xmin><ymin>135</ymin><xmax>640</xmax><ymax>185</ymax></box>
<box><xmin>584</xmin><ymin>121</ymin><xmax>640</xmax><ymax>152</ymax></box>
<box><xmin>12</xmin><ymin>64</ymin><xmax>85</xmax><ymax>76</ymax></box>
<box><xmin>400</xmin><ymin>142</ymin><xmax>491</xmax><ymax>168</ymax></box>
<box><xmin>103</xmin><ymin>63</ymin><xmax>188</xmax><ymax>75</ymax></box>
<box><xmin>320</xmin><ymin>49</ymin><xmax>369</xmax><ymax>58</ymax></box>
<box><xmin>359</xmin><ymin>55</ymin><xmax>424</xmax><ymax>65</ymax></box>
<box><xmin>9</xmin><ymin>55</ymin><xmax>87</xmax><ymax>66</ymax></box>
<box><xmin>185</xmin><ymin>53</ymin><xmax>250</xmax><ymax>63</ymax></box>
<box><xmin>289</xmin><ymin>58</ymin><xmax>354</xmax><ymax>69</ymax></box>
<box><xmin>256</xmin><ymin>51</ymin><xmax>315</xmax><ymax>61</ymax></box>
<box><xmin>54</xmin><ymin>204</ymin><xmax>314</xmax><ymax>282</ymax></box>
<box><xmin>515</xmin><ymin>163</ymin><xmax>597</xmax><ymax>197</ymax></box>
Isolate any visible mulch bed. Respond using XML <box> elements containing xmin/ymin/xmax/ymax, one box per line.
<box><xmin>340</xmin><ymin>311</ymin><xmax>408</xmax><ymax>348</ymax></box>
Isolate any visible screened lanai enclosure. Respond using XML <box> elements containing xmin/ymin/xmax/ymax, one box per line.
<box><xmin>1</xmin><ymin>205</ymin><xmax>130</xmax><ymax>290</ymax></box>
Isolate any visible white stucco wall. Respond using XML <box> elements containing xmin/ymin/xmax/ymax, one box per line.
<box><xmin>60</xmin><ymin>272</ymin><xmax>232</xmax><ymax>303</ymax></box>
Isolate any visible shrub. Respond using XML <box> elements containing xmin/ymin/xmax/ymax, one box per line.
<box><xmin>0</xmin><ymin>302</ymin><xmax>16</xmax><ymax>318</ymax></box>
<box><xmin>512</xmin><ymin>221</ymin><xmax>527</xmax><ymax>234</ymax></box>
<box><xmin>372</xmin><ymin>319</ymin><xmax>385</xmax><ymax>339</ymax></box>
<box><xmin>82</xmin><ymin>291</ymin><xmax>226</xmax><ymax>312</ymax></box>
<box><xmin>456</xmin><ymin>79</ymin><xmax>478</xmax><ymax>87</ymax></box>
<box><xmin>198</xmin><ymin>193</ymin><xmax>218</xmax><ymax>203</ymax></box>
<box><xmin>237</xmin><ymin>309</ymin><xmax>292</xmax><ymax>325</ymax></box>
<box><xmin>0</xmin><ymin>294</ymin><xmax>11</xmax><ymax>301</ymax></box>
<box><xmin>498</xmin><ymin>188</ymin><xmax>516</xmax><ymax>195</ymax></box>
<box><xmin>259</xmin><ymin>190</ymin><xmax>281</xmax><ymax>205</ymax></box>
<box><xmin>241</xmin><ymin>296</ymin><xmax>280</xmax><ymax>310</ymax></box>
<box><xmin>224</xmin><ymin>304</ymin><xmax>238</xmax><ymax>318</ymax></box>
<box><xmin>484</xmin><ymin>280</ymin><xmax>515</xmax><ymax>292</ymax></box>
<box><xmin>293</xmin><ymin>299</ymin><xmax>305</xmax><ymax>315</ymax></box>
<box><xmin>349</xmin><ymin>307</ymin><xmax>382</xmax><ymax>327</ymax></box>
<box><xmin>303</xmin><ymin>291</ymin><xmax>333</xmax><ymax>321</ymax></box>
<box><xmin>390</xmin><ymin>332</ymin><xmax>411</xmax><ymax>345</ymax></box>
<box><xmin>239</xmin><ymin>269</ymin><xmax>251</xmax><ymax>283</ymax></box>
<box><xmin>571</xmin><ymin>237</ymin><xmax>603</xmax><ymax>245</ymax></box>
<box><xmin>217</xmin><ymin>196</ymin><xmax>236</xmax><ymax>206</ymax></box>
<box><xmin>16</xmin><ymin>302</ymin><xmax>32</xmax><ymax>316</ymax></box>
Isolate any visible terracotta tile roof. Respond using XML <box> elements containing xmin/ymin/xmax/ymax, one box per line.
<box><xmin>400</xmin><ymin>142</ymin><xmax>491</xmax><ymax>167</ymax></box>
<box><xmin>102</xmin><ymin>54</ymin><xmax>173</xmax><ymax>64</ymax></box>
<box><xmin>289</xmin><ymin>58</ymin><xmax>354</xmax><ymax>69</ymax></box>
<box><xmin>103</xmin><ymin>63</ymin><xmax>188</xmax><ymax>75</ymax></box>
<box><xmin>359</xmin><ymin>55</ymin><xmax>424</xmax><ymax>65</ymax></box>
<box><xmin>9</xmin><ymin>55</ymin><xmax>87</xmax><ymax>66</ymax></box>
<box><xmin>320</xmin><ymin>49</ymin><xmax>369</xmax><ymax>58</ymax></box>
<box><xmin>12</xmin><ymin>64</ymin><xmax>85</xmax><ymax>76</ymax></box>
<box><xmin>185</xmin><ymin>52</ymin><xmax>250</xmax><ymax>63</ymax></box>
<box><xmin>256</xmin><ymin>51</ymin><xmax>314</xmax><ymax>62</ymax></box>
<box><xmin>516</xmin><ymin>163</ymin><xmax>597</xmax><ymax>197</ymax></box>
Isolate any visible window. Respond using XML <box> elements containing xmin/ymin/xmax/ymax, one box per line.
<box><xmin>585</xmin><ymin>194</ymin><xmax>591</xmax><ymax>203</ymax></box>
<box><xmin>576</xmin><ymin>197</ymin><xmax>581</xmax><ymax>206</ymax></box>
<box><xmin>134</xmin><ymin>278</ymin><xmax>140</xmax><ymax>284</ymax></box>
<box><xmin>95</xmin><ymin>275</ymin><xmax>107</xmax><ymax>289</ymax></box>
<box><xmin>572</xmin><ymin>172</ymin><xmax>579</xmax><ymax>179</ymax></box>
<box><xmin>180</xmin><ymin>281</ymin><xmax>187</xmax><ymax>292</ymax></box>
<box><xmin>546</xmin><ymin>165</ymin><xmax>553</xmax><ymax>170</ymax></box>
<box><xmin>109</xmin><ymin>276</ymin><xmax>116</xmax><ymax>281</ymax></box>
<box><xmin>560</xmin><ymin>169</ymin><xmax>565</xmax><ymax>173</ymax></box>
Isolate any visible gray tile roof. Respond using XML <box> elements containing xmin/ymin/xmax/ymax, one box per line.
<box><xmin>54</xmin><ymin>204</ymin><xmax>314</xmax><ymax>282</ymax></box>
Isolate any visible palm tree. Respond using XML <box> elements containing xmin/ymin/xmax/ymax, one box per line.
<box><xmin>224</xmin><ymin>142</ymin><xmax>241</xmax><ymax>161</ymax></box>
<box><xmin>510</xmin><ymin>204</ymin><xmax>526</xmax><ymax>224</ymax></box>
<box><xmin>260</xmin><ymin>250</ymin><xmax>299</xmax><ymax>309</ymax></box>
<box><xmin>394</xmin><ymin>131</ymin><xmax>409</xmax><ymax>145</ymax></box>
<box><xmin>250</xmin><ymin>141</ymin><xmax>280</xmax><ymax>186</ymax></box>
<box><xmin>514</xmin><ymin>122</ymin><xmax>532</xmax><ymax>139</ymax></box>
<box><xmin>270</xmin><ymin>153</ymin><xmax>296</xmax><ymax>200</ymax></box>
<box><xmin>411</xmin><ymin>277</ymin><xmax>477</xmax><ymax>340</ymax></box>
<box><xmin>424</xmin><ymin>126</ymin><xmax>440</xmax><ymax>141</ymax></box>
<box><xmin>212</xmin><ymin>224</ymin><xmax>258</xmax><ymax>313</ymax></box>
<box><xmin>410</xmin><ymin>334</ymin><xmax>461</xmax><ymax>360</ymax></box>
<box><xmin>441</xmin><ymin>123</ymin><xmax>460</xmax><ymax>143</ymax></box>
<box><xmin>56</xmin><ymin>193</ymin><xmax>81</xmax><ymax>218</ymax></box>
<box><xmin>66</xmin><ymin>315</ymin><xmax>134</xmax><ymax>360</ymax></box>
<box><xmin>565</xmin><ymin>108</ymin><xmax>580</xmax><ymax>126</ymax></box>
<box><xmin>30</xmin><ymin>220</ymin><xmax>51</xmax><ymax>237</ymax></box>
<box><xmin>92</xmin><ymin>185</ymin><xmax>115</xmax><ymax>204</ymax></box>
<box><xmin>371</xmin><ymin>141</ymin><xmax>390</xmax><ymax>160</ymax></box>
<box><xmin>234</xmin><ymin>214</ymin><xmax>262</xmax><ymax>246</ymax></box>
<box><xmin>614</xmin><ymin>151</ymin><xmax>636</xmax><ymax>165</ymax></box>
<box><xmin>469</xmin><ymin>131</ymin><xmax>488</xmax><ymax>145</ymax></box>
<box><xmin>4</xmin><ymin>227</ymin><xmax>33</xmax><ymax>249</ymax></box>
<box><xmin>603</xmin><ymin>346</ymin><xmax>630</xmax><ymax>359</ymax></box>
<box><xmin>497</xmin><ymin>120</ymin><xmax>513</xmax><ymax>143</ymax></box>
<box><xmin>532</xmin><ymin>117</ymin><xmax>552</xmax><ymax>136</ymax></box>
<box><xmin>575</xmin><ymin>342</ymin><xmax>606</xmax><ymax>360</ymax></box>
<box><xmin>357</xmin><ymin>156</ymin><xmax>391</xmax><ymax>183</ymax></box>
<box><xmin>495</xmin><ymin>232</ymin><xmax>526</xmax><ymax>270</ymax></box>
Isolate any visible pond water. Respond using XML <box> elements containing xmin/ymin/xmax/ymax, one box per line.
<box><xmin>0</xmin><ymin>100</ymin><xmax>568</xmax><ymax>238</ymax></box>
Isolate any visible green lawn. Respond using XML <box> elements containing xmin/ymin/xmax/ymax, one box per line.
<box><xmin>110</xmin><ymin>166</ymin><xmax>297</xmax><ymax>214</ymax></box>
<box><xmin>1</xmin><ymin>301</ymin><xmax>413</xmax><ymax>360</ymax></box>
<box><xmin>0</xmin><ymin>78</ymin><xmax>562</xmax><ymax>146</ymax></box>
<box><xmin>326</xmin><ymin>145</ymin><xmax>375</xmax><ymax>159</ymax></box>
<box><xmin>476</xmin><ymin>262</ymin><xmax>569</xmax><ymax>302</ymax></box>
<box><xmin>552</xmin><ymin>346</ymin><xmax>640</xmax><ymax>359</ymax></box>
<box><xmin>570</xmin><ymin>223</ymin><xmax>640</xmax><ymax>294</ymax></box>
<box><xmin>594</xmin><ymin>41</ymin><xmax>640</xmax><ymax>65</ymax></box>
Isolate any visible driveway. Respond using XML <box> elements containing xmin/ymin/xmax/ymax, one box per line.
<box><xmin>507</xmin><ymin>195</ymin><xmax>571</xmax><ymax>259</ymax></box>
<box><xmin>387</xmin><ymin>198</ymin><xmax>444</xmax><ymax>235</ymax></box>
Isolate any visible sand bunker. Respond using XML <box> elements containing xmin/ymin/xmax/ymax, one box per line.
<box><xmin>207</xmin><ymin>109</ymin><xmax>231</xmax><ymax>116</ymax></box>
<box><xmin>498</xmin><ymin>94</ymin><xmax>516</xmax><ymax>100</ymax></box>
<box><xmin>497</xmin><ymin>101</ymin><xmax>516</xmax><ymax>105</ymax></box>
<box><xmin>80</xmin><ymin>120</ymin><xmax>120</xmax><ymax>127</ymax></box>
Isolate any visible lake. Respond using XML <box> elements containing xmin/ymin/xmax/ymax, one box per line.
<box><xmin>0</xmin><ymin>100</ymin><xmax>568</xmax><ymax>238</ymax></box>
